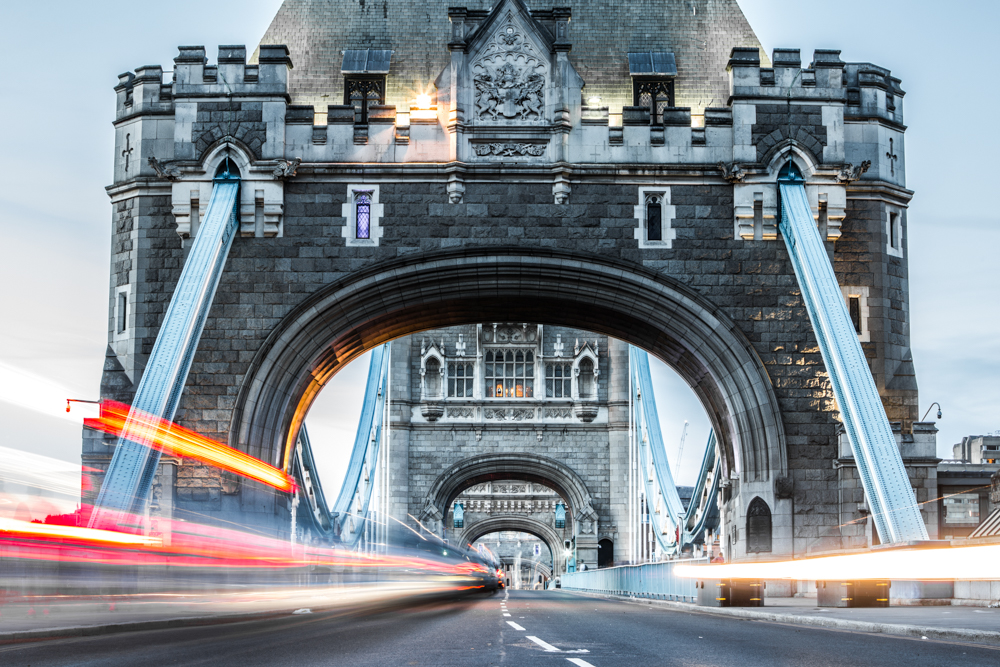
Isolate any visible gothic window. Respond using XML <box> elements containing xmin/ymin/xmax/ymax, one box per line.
<box><xmin>344</xmin><ymin>76</ymin><xmax>385</xmax><ymax>124</ymax></box>
<box><xmin>545</xmin><ymin>363</ymin><xmax>572</xmax><ymax>398</ymax></box>
<box><xmin>355</xmin><ymin>192</ymin><xmax>371</xmax><ymax>239</ymax></box>
<box><xmin>646</xmin><ymin>194</ymin><xmax>663</xmax><ymax>242</ymax></box>
<box><xmin>633</xmin><ymin>79</ymin><xmax>674</xmax><ymax>125</ymax></box>
<box><xmin>577</xmin><ymin>358</ymin><xmax>595</xmax><ymax>399</ymax></box>
<box><xmin>746</xmin><ymin>496</ymin><xmax>772</xmax><ymax>554</ymax></box>
<box><xmin>485</xmin><ymin>349</ymin><xmax>534</xmax><ymax>398</ymax></box>
<box><xmin>634</xmin><ymin>187</ymin><xmax>675</xmax><ymax>248</ymax></box>
<box><xmin>448</xmin><ymin>362</ymin><xmax>475</xmax><ymax>398</ymax></box>
<box><xmin>453</xmin><ymin>502</ymin><xmax>464</xmax><ymax>529</ymax></box>
<box><xmin>342</xmin><ymin>185</ymin><xmax>383</xmax><ymax>246</ymax></box>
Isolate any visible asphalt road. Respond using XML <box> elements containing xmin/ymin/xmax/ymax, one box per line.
<box><xmin>2</xmin><ymin>589</ymin><xmax>999</xmax><ymax>666</ymax></box>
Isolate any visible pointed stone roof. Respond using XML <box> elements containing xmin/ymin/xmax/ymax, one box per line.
<box><xmin>256</xmin><ymin>0</ymin><xmax>765</xmax><ymax>115</ymax></box>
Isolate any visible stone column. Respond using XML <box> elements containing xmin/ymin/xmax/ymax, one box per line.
<box><xmin>607</xmin><ymin>338</ymin><xmax>631</xmax><ymax>564</ymax></box>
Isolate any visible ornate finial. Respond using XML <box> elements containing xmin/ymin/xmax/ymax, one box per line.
<box><xmin>837</xmin><ymin>160</ymin><xmax>872</xmax><ymax>183</ymax></box>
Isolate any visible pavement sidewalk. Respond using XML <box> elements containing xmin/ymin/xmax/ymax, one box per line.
<box><xmin>568</xmin><ymin>591</ymin><xmax>1000</xmax><ymax>645</ymax></box>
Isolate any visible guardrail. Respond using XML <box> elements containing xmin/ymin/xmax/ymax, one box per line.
<box><xmin>560</xmin><ymin>559</ymin><xmax>708</xmax><ymax>602</ymax></box>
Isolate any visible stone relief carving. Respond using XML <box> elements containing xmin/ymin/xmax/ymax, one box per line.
<box><xmin>273</xmin><ymin>157</ymin><xmax>301</xmax><ymax>180</ymax></box>
<box><xmin>471</xmin><ymin>13</ymin><xmax>546</xmax><ymax>124</ymax></box>
<box><xmin>148</xmin><ymin>156</ymin><xmax>180</xmax><ymax>181</ymax></box>
<box><xmin>473</xmin><ymin>142</ymin><xmax>546</xmax><ymax>158</ymax></box>
<box><xmin>837</xmin><ymin>160</ymin><xmax>871</xmax><ymax>183</ymax></box>
<box><xmin>717</xmin><ymin>161</ymin><xmax>746</xmax><ymax>183</ymax></box>
<box><xmin>484</xmin><ymin>408</ymin><xmax>535</xmax><ymax>421</ymax></box>
<box><xmin>543</xmin><ymin>408</ymin><xmax>573</xmax><ymax>419</ymax></box>
<box><xmin>484</xmin><ymin>324</ymin><xmax>537</xmax><ymax>343</ymax></box>
<box><xmin>446</xmin><ymin>407</ymin><xmax>476</xmax><ymax>419</ymax></box>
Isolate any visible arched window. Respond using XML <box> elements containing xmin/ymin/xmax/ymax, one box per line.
<box><xmin>646</xmin><ymin>194</ymin><xmax>662</xmax><ymax>242</ymax></box>
<box><xmin>485</xmin><ymin>349</ymin><xmax>534</xmax><ymax>398</ymax></box>
<box><xmin>577</xmin><ymin>358</ymin><xmax>595</xmax><ymax>399</ymax></box>
<box><xmin>746</xmin><ymin>497</ymin><xmax>772</xmax><ymax>554</ymax></box>
<box><xmin>355</xmin><ymin>192</ymin><xmax>371</xmax><ymax>239</ymax></box>
<box><xmin>424</xmin><ymin>357</ymin><xmax>442</xmax><ymax>399</ymax></box>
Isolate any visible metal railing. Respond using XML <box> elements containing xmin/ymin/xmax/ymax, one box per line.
<box><xmin>560</xmin><ymin>559</ymin><xmax>708</xmax><ymax>602</ymax></box>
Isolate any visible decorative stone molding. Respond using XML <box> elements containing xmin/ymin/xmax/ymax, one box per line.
<box><xmin>447</xmin><ymin>174</ymin><xmax>465</xmax><ymax>204</ymax></box>
<box><xmin>447</xmin><ymin>407</ymin><xmax>475</xmax><ymax>419</ymax></box>
<box><xmin>472</xmin><ymin>142</ymin><xmax>546</xmax><ymax>157</ymax></box>
<box><xmin>148</xmin><ymin>156</ymin><xmax>180</xmax><ymax>181</ymax></box>
<box><xmin>484</xmin><ymin>407</ymin><xmax>535</xmax><ymax>421</ymax></box>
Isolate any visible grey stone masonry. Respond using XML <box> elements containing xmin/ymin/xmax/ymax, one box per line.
<box><xmin>86</xmin><ymin>0</ymin><xmax>930</xmax><ymax>559</ymax></box>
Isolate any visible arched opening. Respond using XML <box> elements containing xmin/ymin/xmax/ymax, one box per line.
<box><xmin>598</xmin><ymin>538</ymin><xmax>614</xmax><ymax>568</ymax></box>
<box><xmin>424</xmin><ymin>357</ymin><xmax>442</xmax><ymax>399</ymax></box>
<box><xmin>473</xmin><ymin>530</ymin><xmax>553</xmax><ymax>589</ymax></box>
<box><xmin>746</xmin><ymin>496</ymin><xmax>772</xmax><ymax>554</ymax></box>
<box><xmin>577</xmin><ymin>358</ymin><xmax>594</xmax><ymax>399</ymax></box>
<box><xmin>231</xmin><ymin>250</ymin><xmax>786</xmax><ymax>488</ymax></box>
<box><xmin>228</xmin><ymin>249</ymin><xmax>789</xmax><ymax>557</ymax></box>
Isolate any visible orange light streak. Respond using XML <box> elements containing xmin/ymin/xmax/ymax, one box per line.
<box><xmin>0</xmin><ymin>517</ymin><xmax>162</xmax><ymax>547</ymax></box>
<box><xmin>674</xmin><ymin>543</ymin><xmax>1000</xmax><ymax>581</ymax></box>
<box><xmin>84</xmin><ymin>400</ymin><xmax>294</xmax><ymax>493</ymax></box>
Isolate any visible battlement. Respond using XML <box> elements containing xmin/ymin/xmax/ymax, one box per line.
<box><xmin>728</xmin><ymin>47</ymin><xmax>904</xmax><ymax>126</ymax></box>
<box><xmin>173</xmin><ymin>45</ymin><xmax>291</xmax><ymax>100</ymax></box>
<box><xmin>114</xmin><ymin>45</ymin><xmax>291</xmax><ymax>122</ymax></box>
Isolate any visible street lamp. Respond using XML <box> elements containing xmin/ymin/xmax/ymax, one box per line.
<box><xmin>920</xmin><ymin>402</ymin><xmax>943</xmax><ymax>422</ymax></box>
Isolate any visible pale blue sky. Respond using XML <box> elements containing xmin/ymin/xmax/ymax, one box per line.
<box><xmin>1</xmin><ymin>1</ymin><xmax>997</xmax><ymax>496</ymax></box>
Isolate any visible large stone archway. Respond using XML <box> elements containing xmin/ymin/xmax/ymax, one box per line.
<box><xmin>231</xmin><ymin>248</ymin><xmax>787</xmax><ymax>490</ymax></box>
<box><xmin>460</xmin><ymin>515</ymin><xmax>566</xmax><ymax>576</ymax></box>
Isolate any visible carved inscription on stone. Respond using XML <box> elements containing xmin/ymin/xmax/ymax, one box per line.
<box><xmin>471</xmin><ymin>13</ymin><xmax>546</xmax><ymax>124</ymax></box>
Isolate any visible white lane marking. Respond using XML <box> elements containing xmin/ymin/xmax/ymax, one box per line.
<box><xmin>566</xmin><ymin>659</ymin><xmax>596</xmax><ymax>667</ymax></box>
<box><xmin>527</xmin><ymin>636</ymin><xmax>561</xmax><ymax>652</ymax></box>
<box><xmin>503</xmin><ymin>613</ymin><xmax>511</xmax><ymax>617</ymax></box>
<box><xmin>292</xmin><ymin>608</ymin><xmax>312</xmax><ymax>614</ymax></box>
<box><xmin>507</xmin><ymin>621</ymin><xmax>525</xmax><ymax>631</ymax></box>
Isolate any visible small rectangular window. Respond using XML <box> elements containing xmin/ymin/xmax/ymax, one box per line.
<box><xmin>545</xmin><ymin>363</ymin><xmax>572</xmax><ymax>398</ymax></box>
<box><xmin>448</xmin><ymin>362</ymin><xmax>474</xmax><ymax>398</ymax></box>
<box><xmin>889</xmin><ymin>212</ymin><xmax>899</xmax><ymax>250</ymax></box>
<box><xmin>848</xmin><ymin>296</ymin><xmax>862</xmax><ymax>334</ymax></box>
<box><xmin>117</xmin><ymin>293</ymin><xmax>128</xmax><ymax>334</ymax></box>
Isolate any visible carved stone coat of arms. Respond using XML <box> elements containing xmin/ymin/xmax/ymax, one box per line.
<box><xmin>471</xmin><ymin>15</ymin><xmax>546</xmax><ymax>124</ymax></box>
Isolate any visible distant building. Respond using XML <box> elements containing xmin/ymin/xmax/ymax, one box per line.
<box><xmin>938</xmin><ymin>435</ymin><xmax>1000</xmax><ymax>539</ymax></box>
<box><xmin>952</xmin><ymin>436</ymin><xmax>1000</xmax><ymax>464</ymax></box>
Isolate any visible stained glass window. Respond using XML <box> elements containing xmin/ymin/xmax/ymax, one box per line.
<box><xmin>356</xmin><ymin>192</ymin><xmax>371</xmax><ymax>239</ymax></box>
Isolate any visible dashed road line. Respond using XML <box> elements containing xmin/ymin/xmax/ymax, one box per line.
<box><xmin>503</xmin><ymin>613</ymin><xmax>511</xmax><ymax>617</ymax></box>
<box><xmin>566</xmin><ymin>659</ymin><xmax>596</xmax><ymax>667</ymax></box>
<box><xmin>527</xmin><ymin>636</ymin><xmax>561</xmax><ymax>652</ymax></box>
<box><xmin>507</xmin><ymin>621</ymin><xmax>525</xmax><ymax>631</ymax></box>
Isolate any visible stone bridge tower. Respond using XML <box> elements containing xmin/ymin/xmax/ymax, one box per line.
<box><xmin>85</xmin><ymin>0</ymin><xmax>936</xmax><ymax>561</ymax></box>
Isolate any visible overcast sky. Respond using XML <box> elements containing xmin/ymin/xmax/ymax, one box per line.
<box><xmin>1</xmin><ymin>1</ymin><xmax>997</xmax><ymax>500</ymax></box>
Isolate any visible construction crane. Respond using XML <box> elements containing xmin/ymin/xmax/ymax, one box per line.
<box><xmin>674</xmin><ymin>421</ymin><xmax>688</xmax><ymax>473</ymax></box>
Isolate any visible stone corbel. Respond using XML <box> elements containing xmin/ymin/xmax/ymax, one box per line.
<box><xmin>447</xmin><ymin>174</ymin><xmax>465</xmax><ymax>204</ymax></box>
<box><xmin>553</xmin><ymin>173</ymin><xmax>571</xmax><ymax>204</ymax></box>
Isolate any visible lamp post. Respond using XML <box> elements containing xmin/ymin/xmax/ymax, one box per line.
<box><xmin>920</xmin><ymin>402</ymin><xmax>943</xmax><ymax>422</ymax></box>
